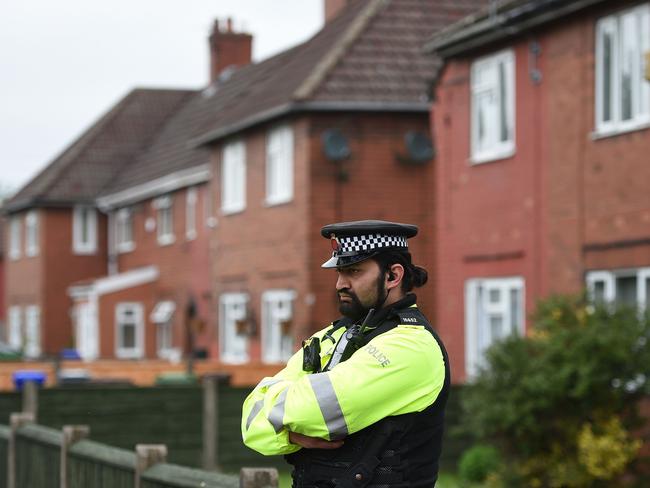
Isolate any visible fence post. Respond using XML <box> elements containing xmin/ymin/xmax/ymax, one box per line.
<box><xmin>60</xmin><ymin>425</ymin><xmax>90</xmax><ymax>488</ymax></box>
<box><xmin>202</xmin><ymin>375</ymin><xmax>217</xmax><ymax>471</ymax></box>
<box><xmin>22</xmin><ymin>381</ymin><xmax>39</xmax><ymax>422</ymax></box>
<box><xmin>134</xmin><ymin>444</ymin><xmax>167</xmax><ymax>488</ymax></box>
<box><xmin>202</xmin><ymin>373</ymin><xmax>230</xmax><ymax>471</ymax></box>
<box><xmin>240</xmin><ymin>468</ymin><xmax>279</xmax><ymax>488</ymax></box>
<box><xmin>7</xmin><ymin>412</ymin><xmax>34</xmax><ymax>488</ymax></box>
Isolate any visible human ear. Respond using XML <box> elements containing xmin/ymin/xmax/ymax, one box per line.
<box><xmin>386</xmin><ymin>264</ymin><xmax>404</xmax><ymax>289</ymax></box>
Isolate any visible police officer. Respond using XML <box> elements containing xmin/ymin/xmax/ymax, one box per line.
<box><xmin>241</xmin><ymin>220</ymin><xmax>450</xmax><ymax>487</ymax></box>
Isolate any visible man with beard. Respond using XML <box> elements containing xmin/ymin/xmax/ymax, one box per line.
<box><xmin>241</xmin><ymin>220</ymin><xmax>449</xmax><ymax>487</ymax></box>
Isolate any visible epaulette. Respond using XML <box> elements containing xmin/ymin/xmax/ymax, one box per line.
<box><xmin>395</xmin><ymin>308</ymin><xmax>427</xmax><ymax>327</ymax></box>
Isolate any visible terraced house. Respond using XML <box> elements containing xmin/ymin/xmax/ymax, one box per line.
<box><xmin>4</xmin><ymin>0</ymin><xmax>485</xmax><ymax>367</ymax></box>
<box><xmin>426</xmin><ymin>0</ymin><xmax>650</xmax><ymax>380</ymax></box>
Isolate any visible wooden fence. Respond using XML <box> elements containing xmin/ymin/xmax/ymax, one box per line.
<box><xmin>0</xmin><ymin>412</ymin><xmax>276</xmax><ymax>488</ymax></box>
<box><xmin>0</xmin><ymin>377</ymin><xmax>284</xmax><ymax>472</ymax></box>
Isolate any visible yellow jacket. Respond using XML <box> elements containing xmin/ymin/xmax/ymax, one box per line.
<box><xmin>241</xmin><ymin>304</ymin><xmax>446</xmax><ymax>456</ymax></box>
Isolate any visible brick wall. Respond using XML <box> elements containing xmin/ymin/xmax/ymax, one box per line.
<box><xmin>308</xmin><ymin>112</ymin><xmax>435</xmax><ymax>337</ymax></box>
<box><xmin>432</xmin><ymin>48</ymin><xmax>541</xmax><ymax>380</ymax></box>
<box><xmin>6</xmin><ymin>208</ymin><xmax>107</xmax><ymax>355</ymax></box>
<box><xmin>210</xmin><ymin>117</ymin><xmax>312</xmax><ymax>363</ymax></box>
<box><xmin>115</xmin><ymin>183</ymin><xmax>214</xmax><ymax>356</ymax></box>
<box><xmin>43</xmin><ymin>209</ymin><xmax>108</xmax><ymax>354</ymax></box>
<box><xmin>209</xmin><ymin>112</ymin><xmax>434</xmax><ymax>366</ymax></box>
<box><xmin>544</xmin><ymin>7</ymin><xmax>650</xmax><ymax>277</ymax></box>
<box><xmin>431</xmin><ymin>0</ymin><xmax>650</xmax><ymax>381</ymax></box>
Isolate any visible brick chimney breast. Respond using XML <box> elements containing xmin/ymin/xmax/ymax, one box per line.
<box><xmin>324</xmin><ymin>0</ymin><xmax>350</xmax><ymax>23</ymax></box>
<box><xmin>208</xmin><ymin>18</ymin><xmax>253</xmax><ymax>83</ymax></box>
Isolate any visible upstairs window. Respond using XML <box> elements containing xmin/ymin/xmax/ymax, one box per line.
<box><xmin>221</xmin><ymin>141</ymin><xmax>246</xmax><ymax>214</ymax></box>
<box><xmin>25</xmin><ymin>211</ymin><xmax>39</xmax><ymax>257</ymax></box>
<box><xmin>186</xmin><ymin>187</ymin><xmax>198</xmax><ymax>240</ymax></box>
<box><xmin>153</xmin><ymin>195</ymin><xmax>174</xmax><ymax>246</ymax></box>
<box><xmin>261</xmin><ymin>290</ymin><xmax>296</xmax><ymax>363</ymax></box>
<box><xmin>596</xmin><ymin>4</ymin><xmax>650</xmax><ymax>134</ymax></box>
<box><xmin>219</xmin><ymin>293</ymin><xmax>249</xmax><ymax>364</ymax></box>
<box><xmin>73</xmin><ymin>206</ymin><xmax>97</xmax><ymax>255</ymax></box>
<box><xmin>471</xmin><ymin>50</ymin><xmax>515</xmax><ymax>163</ymax></box>
<box><xmin>116</xmin><ymin>208</ymin><xmax>134</xmax><ymax>253</ymax></box>
<box><xmin>465</xmin><ymin>277</ymin><xmax>525</xmax><ymax>377</ymax></box>
<box><xmin>266</xmin><ymin>125</ymin><xmax>294</xmax><ymax>205</ymax></box>
<box><xmin>586</xmin><ymin>267</ymin><xmax>650</xmax><ymax>309</ymax></box>
<box><xmin>9</xmin><ymin>216</ymin><xmax>21</xmax><ymax>260</ymax></box>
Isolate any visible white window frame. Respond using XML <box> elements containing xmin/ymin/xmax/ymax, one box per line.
<box><xmin>24</xmin><ymin>305</ymin><xmax>41</xmax><ymax>358</ymax></box>
<box><xmin>9</xmin><ymin>216</ymin><xmax>21</xmax><ymax>260</ymax></box>
<box><xmin>465</xmin><ymin>277</ymin><xmax>525</xmax><ymax>378</ymax></box>
<box><xmin>8</xmin><ymin>306</ymin><xmax>22</xmax><ymax>350</ymax></box>
<box><xmin>595</xmin><ymin>4</ymin><xmax>650</xmax><ymax>135</ymax></box>
<box><xmin>261</xmin><ymin>289</ymin><xmax>296</xmax><ymax>364</ymax></box>
<box><xmin>586</xmin><ymin>267</ymin><xmax>650</xmax><ymax>309</ymax></box>
<box><xmin>115</xmin><ymin>302</ymin><xmax>145</xmax><ymax>359</ymax></box>
<box><xmin>219</xmin><ymin>293</ymin><xmax>249</xmax><ymax>364</ymax></box>
<box><xmin>186</xmin><ymin>187</ymin><xmax>198</xmax><ymax>240</ymax></box>
<box><xmin>115</xmin><ymin>208</ymin><xmax>135</xmax><ymax>253</ymax></box>
<box><xmin>470</xmin><ymin>49</ymin><xmax>516</xmax><ymax>163</ymax></box>
<box><xmin>150</xmin><ymin>301</ymin><xmax>176</xmax><ymax>359</ymax></box>
<box><xmin>221</xmin><ymin>140</ymin><xmax>246</xmax><ymax>214</ymax></box>
<box><xmin>73</xmin><ymin>206</ymin><xmax>98</xmax><ymax>255</ymax></box>
<box><xmin>266</xmin><ymin>125</ymin><xmax>294</xmax><ymax>205</ymax></box>
<box><xmin>25</xmin><ymin>210</ymin><xmax>39</xmax><ymax>257</ymax></box>
<box><xmin>153</xmin><ymin>195</ymin><xmax>175</xmax><ymax>246</ymax></box>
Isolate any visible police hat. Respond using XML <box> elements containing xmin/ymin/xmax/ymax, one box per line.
<box><xmin>320</xmin><ymin>220</ymin><xmax>418</xmax><ymax>268</ymax></box>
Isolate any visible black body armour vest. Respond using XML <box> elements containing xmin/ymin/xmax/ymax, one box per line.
<box><xmin>286</xmin><ymin>296</ymin><xmax>451</xmax><ymax>488</ymax></box>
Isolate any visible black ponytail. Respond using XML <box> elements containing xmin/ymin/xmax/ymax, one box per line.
<box><xmin>373</xmin><ymin>251</ymin><xmax>428</xmax><ymax>292</ymax></box>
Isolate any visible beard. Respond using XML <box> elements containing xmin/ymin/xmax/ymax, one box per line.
<box><xmin>337</xmin><ymin>273</ymin><xmax>387</xmax><ymax>321</ymax></box>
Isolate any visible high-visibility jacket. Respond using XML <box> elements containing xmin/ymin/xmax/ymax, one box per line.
<box><xmin>241</xmin><ymin>294</ymin><xmax>448</xmax><ymax>485</ymax></box>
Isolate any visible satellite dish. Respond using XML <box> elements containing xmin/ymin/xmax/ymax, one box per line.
<box><xmin>322</xmin><ymin>129</ymin><xmax>351</xmax><ymax>162</ymax></box>
<box><xmin>403</xmin><ymin>131</ymin><xmax>434</xmax><ymax>164</ymax></box>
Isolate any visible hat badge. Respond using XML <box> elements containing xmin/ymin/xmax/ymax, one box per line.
<box><xmin>330</xmin><ymin>234</ymin><xmax>341</xmax><ymax>252</ymax></box>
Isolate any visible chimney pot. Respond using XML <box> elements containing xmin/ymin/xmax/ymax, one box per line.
<box><xmin>227</xmin><ymin>18</ymin><xmax>233</xmax><ymax>33</ymax></box>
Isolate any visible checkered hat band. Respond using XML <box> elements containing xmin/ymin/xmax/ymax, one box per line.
<box><xmin>336</xmin><ymin>233</ymin><xmax>408</xmax><ymax>255</ymax></box>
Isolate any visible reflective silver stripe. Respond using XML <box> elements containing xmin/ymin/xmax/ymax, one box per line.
<box><xmin>246</xmin><ymin>400</ymin><xmax>264</xmax><ymax>430</ymax></box>
<box><xmin>325</xmin><ymin>329</ymin><xmax>352</xmax><ymax>371</ymax></box>
<box><xmin>268</xmin><ymin>389</ymin><xmax>288</xmax><ymax>433</ymax></box>
<box><xmin>258</xmin><ymin>378</ymin><xmax>282</xmax><ymax>389</ymax></box>
<box><xmin>308</xmin><ymin>374</ymin><xmax>349</xmax><ymax>440</ymax></box>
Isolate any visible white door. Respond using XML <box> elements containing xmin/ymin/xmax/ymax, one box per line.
<box><xmin>76</xmin><ymin>302</ymin><xmax>98</xmax><ymax>360</ymax></box>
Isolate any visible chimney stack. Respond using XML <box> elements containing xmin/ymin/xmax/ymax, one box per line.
<box><xmin>208</xmin><ymin>18</ymin><xmax>253</xmax><ymax>83</ymax></box>
<box><xmin>324</xmin><ymin>0</ymin><xmax>350</xmax><ymax>23</ymax></box>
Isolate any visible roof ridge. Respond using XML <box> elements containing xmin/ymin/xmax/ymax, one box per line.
<box><xmin>292</xmin><ymin>0</ymin><xmax>391</xmax><ymax>101</ymax></box>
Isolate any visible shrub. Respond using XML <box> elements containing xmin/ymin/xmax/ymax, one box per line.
<box><xmin>461</xmin><ymin>294</ymin><xmax>650</xmax><ymax>487</ymax></box>
<box><xmin>458</xmin><ymin>444</ymin><xmax>501</xmax><ymax>483</ymax></box>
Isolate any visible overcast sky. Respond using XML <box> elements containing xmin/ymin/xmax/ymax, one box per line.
<box><xmin>0</xmin><ymin>1</ymin><xmax>324</xmax><ymax>195</ymax></box>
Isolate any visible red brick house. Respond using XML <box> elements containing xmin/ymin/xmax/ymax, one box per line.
<box><xmin>188</xmin><ymin>0</ymin><xmax>485</xmax><ymax>366</ymax></box>
<box><xmin>426</xmin><ymin>0</ymin><xmax>650</xmax><ymax>380</ymax></box>
<box><xmin>3</xmin><ymin>89</ymin><xmax>197</xmax><ymax>359</ymax></box>
<box><xmin>4</xmin><ymin>0</ymin><xmax>486</xmax><ymax>364</ymax></box>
